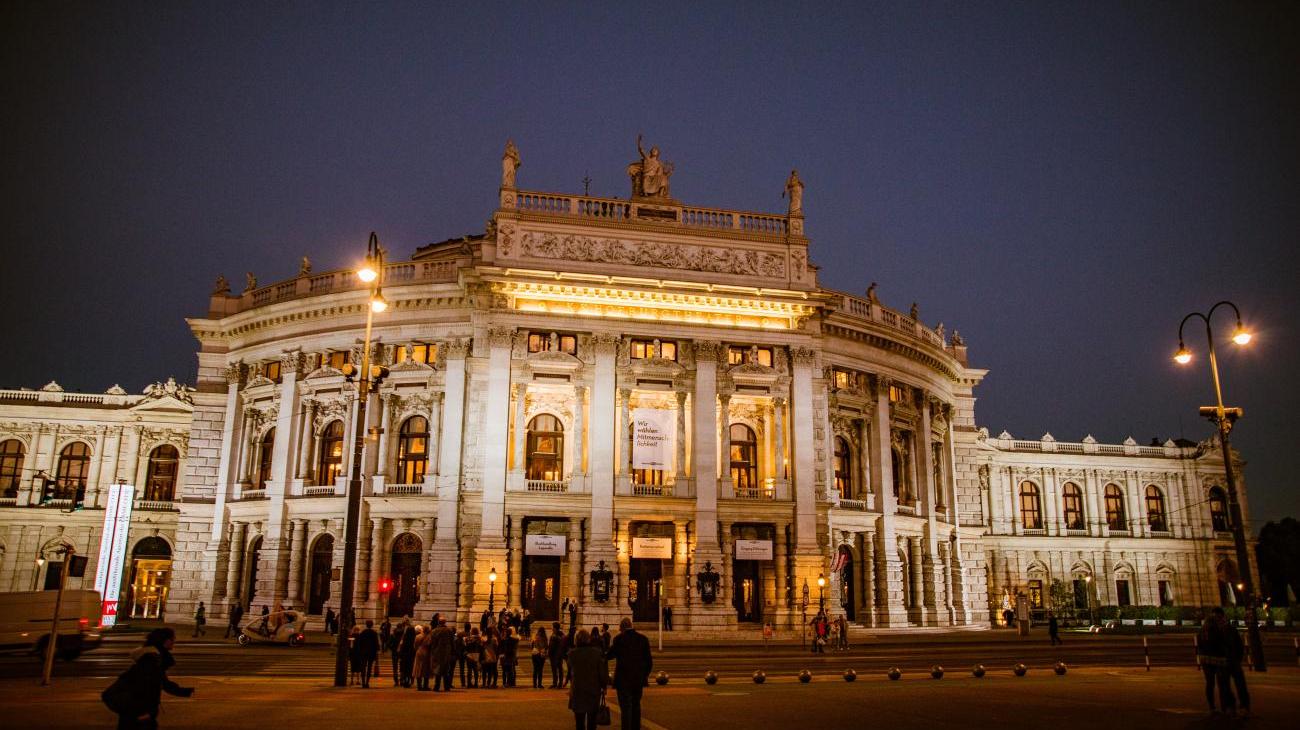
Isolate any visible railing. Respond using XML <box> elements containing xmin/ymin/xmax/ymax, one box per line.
<box><xmin>237</xmin><ymin>489</ymin><xmax>267</xmax><ymax>501</ymax></box>
<box><xmin>990</xmin><ymin>435</ymin><xmax>1197</xmax><ymax>459</ymax></box>
<box><xmin>136</xmin><ymin>499</ymin><xmax>177</xmax><ymax>512</ymax></box>
<box><xmin>896</xmin><ymin>503</ymin><xmax>916</xmax><ymax>516</ymax></box>
<box><xmin>839</xmin><ymin>498</ymin><xmax>869</xmax><ymax>511</ymax></box>
<box><xmin>632</xmin><ymin>483</ymin><xmax>673</xmax><ymax>497</ymax></box>
<box><xmin>1098</xmin><ymin>445</ymin><xmax>1126</xmax><ymax>455</ymax></box>
<box><xmin>526</xmin><ymin>479</ymin><xmax>569</xmax><ymax>494</ymax></box>
<box><xmin>230</xmin><ymin>259</ymin><xmax>460</xmax><ymax>315</ymax></box>
<box><xmin>512</xmin><ymin>189</ymin><xmax>793</xmax><ymax>237</ymax></box>
<box><xmin>1066</xmin><ymin>529</ymin><xmax>1090</xmax><ymax>536</ymax></box>
<box><xmin>731</xmin><ymin>484</ymin><xmax>776</xmax><ymax>500</ymax></box>
<box><xmin>0</xmin><ymin>497</ymin><xmax>16</xmax><ymax>507</ymax></box>
<box><xmin>304</xmin><ymin>486</ymin><xmax>338</xmax><ymax>496</ymax></box>
<box><xmin>382</xmin><ymin>484</ymin><xmax>423</xmax><ymax>496</ymax></box>
<box><xmin>832</xmin><ymin>292</ymin><xmax>947</xmax><ymax>350</ymax></box>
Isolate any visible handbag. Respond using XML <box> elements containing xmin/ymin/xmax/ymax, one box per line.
<box><xmin>595</xmin><ymin>693</ymin><xmax>611</xmax><ymax>726</ymax></box>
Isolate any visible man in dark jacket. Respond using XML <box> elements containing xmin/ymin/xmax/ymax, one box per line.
<box><xmin>548</xmin><ymin>621</ymin><xmax>564</xmax><ymax>688</ymax></box>
<box><xmin>607</xmin><ymin>617</ymin><xmax>652</xmax><ymax>730</ymax></box>
<box><xmin>429</xmin><ymin>618</ymin><xmax>456</xmax><ymax>692</ymax></box>
<box><xmin>1217</xmin><ymin>607</ymin><xmax>1250</xmax><ymax>717</ymax></box>
<box><xmin>224</xmin><ymin>602</ymin><xmax>243</xmax><ymax>639</ymax></box>
<box><xmin>354</xmin><ymin>620</ymin><xmax>381</xmax><ymax>688</ymax></box>
<box><xmin>103</xmin><ymin>628</ymin><xmax>193</xmax><ymax>729</ymax></box>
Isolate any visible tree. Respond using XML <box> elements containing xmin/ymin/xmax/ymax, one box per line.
<box><xmin>1256</xmin><ymin>517</ymin><xmax>1300</xmax><ymax>606</ymax></box>
<box><xmin>1048</xmin><ymin>579</ymin><xmax>1074</xmax><ymax>619</ymax></box>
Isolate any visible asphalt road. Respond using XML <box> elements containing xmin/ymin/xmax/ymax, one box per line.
<box><xmin>4</xmin><ymin>628</ymin><xmax>1297</xmax><ymax>682</ymax></box>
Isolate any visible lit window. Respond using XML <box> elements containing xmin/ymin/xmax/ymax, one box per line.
<box><xmin>1105</xmin><ymin>484</ymin><xmax>1127</xmax><ymax>531</ymax></box>
<box><xmin>258</xmin><ymin>429</ymin><xmax>275</xmax><ymax>489</ymax></box>
<box><xmin>525</xmin><ymin>414</ymin><xmax>564</xmax><ymax>481</ymax></box>
<box><xmin>326</xmin><ymin>351</ymin><xmax>350</xmax><ymax>370</ymax></box>
<box><xmin>1027</xmin><ymin>579</ymin><xmax>1044</xmax><ymax>609</ymax></box>
<box><xmin>1208</xmin><ymin>488</ymin><xmax>1230</xmax><ymax>532</ymax></box>
<box><xmin>317</xmin><ymin>422</ymin><xmax>344</xmax><ymax>485</ymax></box>
<box><xmin>1019</xmin><ymin>481</ymin><xmax>1043</xmax><ymax>530</ymax></box>
<box><xmin>630</xmin><ymin>339</ymin><xmax>676</xmax><ymax>361</ymax></box>
<box><xmin>55</xmin><ymin>442</ymin><xmax>90</xmax><ymax>500</ymax></box>
<box><xmin>0</xmin><ymin>439</ymin><xmax>24</xmax><ymax>499</ymax></box>
<box><xmin>396</xmin><ymin>417</ymin><xmax>429</xmax><ymax>483</ymax></box>
<box><xmin>527</xmin><ymin>332</ymin><xmax>577</xmax><ymax>356</ymax></box>
<box><xmin>1062</xmin><ymin>482</ymin><xmax>1085</xmax><ymax>530</ymax></box>
<box><xmin>144</xmin><ymin>445</ymin><xmax>179</xmax><ymax>502</ymax></box>
<box><xmin>834</xmin><ymin>369</ymin><xmax>852</xmax><ymax>390</ymax></box>
<box><xmin>888</xmin><ymin>385</ymin><xmax>906</xmax><ymax>403</ymax></box>
<box><xmin>833</xmin><ymin>436</ymin><xmax>852</xmax><ymax>498</ymax></box>
<box><xmin>395</xmin><ymin>343</ymin><xmax>437</xmax><ymax>365</ymax></box>
<box><xmin>263</xmin><ymin>361</ymin><xmax>282</xmax><ymax>383</ymax></box>
<box><xmin>729</xmin><ymin>423</ymin><xmax>759</xmax><ymax>491</ymax></box>
<box><xmin>727</xmin><ymin>346</ymin><xmax>772</xmax><ymax>366</ymax></box>
<box><xmin>1145</xmin><ymin>486</ymin><xmax>1168</xmax><ymax>532</ymax></box>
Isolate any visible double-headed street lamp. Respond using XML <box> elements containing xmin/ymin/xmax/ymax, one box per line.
<box><xmin>333</xmin><ymin>233</ymin><xmax>389</xmax><ymax>687</ymax></box>
<box><xmin>1174</xmin><ymin>300</ymin><xmax>1265</xmax><ymax>671</ymax></box>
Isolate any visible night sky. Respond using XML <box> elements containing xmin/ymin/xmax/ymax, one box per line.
<box><xmin>2</xmin><ymin>2</ymin><xmax>1296</xmax><ymax>527</ymax></box>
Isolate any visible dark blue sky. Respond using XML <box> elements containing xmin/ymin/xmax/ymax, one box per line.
<box><xmin>2</xmin><ymin>2</ymin><xmax>1296</xmax><ymax>526</ymax></box>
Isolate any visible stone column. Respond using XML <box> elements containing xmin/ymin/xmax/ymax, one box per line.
<box><xmin>296</xmin><ymin>401</ymin><xmax>316</xmax><ymax>480</ymax></box>
<box><xmin>674</xmin><ymin>390</ymin><xmax>688</xmax><ymax>487</ymax></box>
<box><xmin>869</xmin><ymin>377</ymin><xmax>907</xmax><ymax>626</ymax></box>
<box><xmin>1125</xmin><ymin>471</ymin><xmax>1143</xmax><ymax>536</ymax></box>
<box><xmin>287</xmin><ymin>519</ymin><xmax>308</xmax><ymax>605</ymax></box>
<box><xmin>472</xmin><ymin>327</ymin><xmax>514</xmax><ymax>613</ymax></box>
<box><xmin>262</xmin><ymin>352</ymin><xmax>303</xmax><ymax>603</ymax></box>
<box><xmin>364</xmin><ymin>517</ymin><xmax>383</xmax><ymax>605</ymax></box>
<box><xmin>508</xmin><ymin>517</ymin><xmax>524</xmax><ymax>608</ymax></box>
<box><xmin>419</xmin><ymin>517</ymin><xmax>437</xmax><ymax>613</ymax></box>
<box><xmin>773</xmin><ymin>523</ymin><xmax>789</xmax><ymax>621</ymax></box>
<box><xmin>720</xmin><ymin>520</ymin><xmax>734</xmax><ymax>610</ymax></box>
<box><xmin>773</xmin><ymin>397</ymin><xmax>787</xmax><ymax>490</ymax></box>
<box><xmin>226</xmin><ymin>521</ymin><xmax>247</xmax><ymax>608</ymax></box>
<box><xmin>572</xmin><ymin>386</ymin><xmax>587</xmax><ymax>478</ymax></box>
<box><xmin>426</xmin><ymin>392</ymin><xmax>443</xmax><ymax>478</ymax></box>
<box><xmin>1043</xmin><ymin>467</ymin><xmax>1060</xmax><ymax>536</ymax></box>
<box><xmin>908</xmin><ymin>536</ymin><xmax>923</xmax><ymax>622</ymax></box>
<box><xmin>857</xmin><ymin>417</ymin><xmax>870</xmax><ymax>499</ymax></box>
<box><xmin>917</xmin><ymin>396</ymin><xmax>942</xmax><ymax>624</ymax></box>
<box><xmin>569</xmin><ymin>520</ymin><xmax>585</xmax><ymax>610</ymax></box>
<box><xmin>691</xmin><ymin>342</ymin><xmax>722</xmax><ymax>565</ymax></box>
<box><xmin>673</xmin><ymin>520</ymin><xmax>689</xmax><ymax>619</ymax></box>
<box><xmin>860</xmin><ymin>532</ymin><xmax>875</xmax><ymax>626</ymax></box>
<box><xmin>512</xmin><ymin>383</ymin><xmax>527</xmax><ymax>479</ymax></box>
<box><xmin>789</xmin><ymin>348</ymin><xmax>818</xmax><ymax>551</ymax></box>
<box><xmin>428</xmin><ymin>341</ymin><xmax>467</xmax><ymax>613</ymax></box>
<box><xmin>717</xmin><ymin>393</ymin><xmax>732</xmax><ymax>491</ymax></box>
<box><xmin>588</xmin><ymin>335</ymin><xmax>619</xmax><ymax>555</ymax></box>
<box><xmin>375</xmin><ymin>394</ymin><xmax>392</xmax><ymax>478</ymax></box>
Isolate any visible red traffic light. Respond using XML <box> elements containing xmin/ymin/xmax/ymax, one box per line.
<box><xmin>378</xmin><ymin>578</ymin><xmax>393</xmax><ymax>593</ymax></box>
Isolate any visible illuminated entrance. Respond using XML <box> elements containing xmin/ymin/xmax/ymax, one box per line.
<box><xmin>128</xmin><ymin>537</ymin><xmax>172</xmax><ymax>619</ymax></box>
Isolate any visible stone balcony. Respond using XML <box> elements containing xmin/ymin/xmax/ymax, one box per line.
<box><xmin>510</xmin><ymin>190</ymin><xmax>798</xmax><ymax>239</ymax></box>
<box><xmin>207</xmin><ymin>259</ymin><xmax>460</xmax><ymax>317</ymax></box>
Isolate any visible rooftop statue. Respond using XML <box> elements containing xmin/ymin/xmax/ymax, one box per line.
<box><xmin>299</xmin><ymin>256</ymin><xmax>312</xmax><ymax>276</ymax></box>
<box><xmin>501</xmin><ymin>139</ymin><xmax>521</xmax><ymax>189</ymax></box>
<box><xmin>212</xmin><ymin>274</ymin><xmax>230</xmax><ymax>295</ymax></box>
<box><xmin>783</xmin><ymin>169</ymin><xmax>804</xmax><ymax>215</ymax></box>
<box><xmin>627</xmin><ymin>134</ymin><xmax>674</xmax><ymax>199</ymax></box>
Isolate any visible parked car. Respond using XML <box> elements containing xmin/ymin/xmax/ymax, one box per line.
<box><xmin>0</xmin><ymin>590</ymin><xmax>103</xmax><ymax>660</ymax></box>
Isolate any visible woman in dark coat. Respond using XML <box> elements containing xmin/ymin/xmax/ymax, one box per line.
<box><xmin>102</xmin><ymin>628</ymin><xmax>194</xmax><ymax>729</ymax></box>
<box><xmin>567</xmin><ymin>629</ymin><xmax>608</xmax><ymax>730</ymax></box>
<box><xmin>398</xmin><ymin>624</ymin><xmax>417</xmax><ymax>688</ymax></box>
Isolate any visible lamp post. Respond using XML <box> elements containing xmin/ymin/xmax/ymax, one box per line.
<box><xmin>1084</xmin><ymin>574</ymin><xmax>1096</xmax><ymax>627</ymax></box>
<box><xmin>1174</xmin><ymin>300</ymin><xmax>1265</xmax><ymax>671</ymax></box>
<box><xmin>333</xmin><ymin>232</ymin><xmax>387</xmax><ymax>687</ymax></box>
<box><xmin>817</xmin><ymin>573</ymin><xmax>826</xmax><ymax>611</ymax></box>
<box><xmin>488</xmin><ymin>566</ymin><xmax>498</xmax><ymax>613</ymax></box>
<box><xmin>800</xmin><ymin>579</ymin><xmax>809</xmax><ymax>648</ymax></box>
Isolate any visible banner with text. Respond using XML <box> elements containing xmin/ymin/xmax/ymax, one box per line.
<box><xmin>631</xmin><ymin>408</ymin><xmax>674</xmax><ymax>470</ymax></box>
<box><xmin>93</xmin><ymin>483</ymin><xmax>135</xmax><ymax>627</ymax></box>
<box><xmin>631</xmin><ymin>536</ymin><xmax>673</xmax><ymax>559</ymax></box>
<box><xmin>734</xmin><ymin>539</ymin><xmax>773</xmax><ymax>561</ymax></box>
<box><xmin>525</xmin><ymin>534</ymin><xmax>567</xmax><ymax>557</ymax></box>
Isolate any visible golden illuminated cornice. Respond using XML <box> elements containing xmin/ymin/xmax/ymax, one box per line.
<box><xmin>490</xmin><ymin>277</ymin><xmax>820</xmax><ymax>330</ymax></box>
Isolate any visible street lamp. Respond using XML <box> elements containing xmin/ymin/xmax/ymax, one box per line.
<box><xmin>800</xmin><ymin>579</ymin><xmax>810</xmax><ymax>648</ymax></box>
<box><xmin>1174</xmin><ymin>300</ymin><xmax>1265</xmax><ymax>671</ymax></box>
<box><xmin>333</xmin><ymin>232</ymin><xmax>387</xmax><ymax>687</ymax></box>
<box><xmin>488</xmin><ymin>566</ymin><xmax>498</xmax><ymax>612</ymax></box>
<box><xmin>817</xmin><ymin>573</ymin><xmax>826</xmax><ymax>611</ymax></box>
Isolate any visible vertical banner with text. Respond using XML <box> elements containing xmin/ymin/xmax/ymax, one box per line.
<box><xmin>93</xmin><ymin>483</ymin><xmax>135</xmax><ymax>627</ymax></box>
<box><xmin>631</xmin><ymin>408</ymin><xmax>675</xmax><ymax>471</ymax></box>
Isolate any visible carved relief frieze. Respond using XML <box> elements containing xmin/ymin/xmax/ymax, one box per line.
<box><xmin>514</xmin><ymin>231</ymin><xmax>787</xmax><ymax>278</ymax></box>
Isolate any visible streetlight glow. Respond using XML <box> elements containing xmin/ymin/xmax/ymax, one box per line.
<box><xmin>357</xmin><ymin>265</ymin><xmax>378</xmax><ymax>283</ymax></box>
<box><xmin>370</xmin><ymin>294</ymin><xmax>388</xmax><ymax>313</ymax></box>
<box><xmin>1232</xmin><ymin>326</ymin><xmax>1252</xmax><ymax>346</ymax></box>
<box><xmin>817</xmin><ymin>574</ymin><xmax>825</xmax><ymax>588</ymax></box>
<box><xmin>489</xmin><ymin>567</ymin><xmax>497</xmax><ymax>583</ymax></box>
<box><xmin>1174</xmin><ymin>344</ymin><xmax>1192</xmax><ymax>364</ymax></box>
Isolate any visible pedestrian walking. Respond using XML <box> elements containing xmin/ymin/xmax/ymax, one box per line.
<box><xmin>430</xmin><ymin>617</ymin><xmax>456</xmax><ymax>692</ymax></box>
<box><xmin>1047</xmin><ymin>611</ymin><xmax>1063</xmax><ymax>646</ymax></box>
<box><xmin>521</xmin><ymin>609</ymin><xmax>534</xmax><ymax>638</ymax></box>
<box><xmin>380</xmin><ymin>617</ymin><xmax>392</xmax><ymax>651</ymax></box>
<box><xmin>548</xmin><ymin>621</ymin><xmax>564</xmax><ymax>688</ymax></box>
<box><xmin>325</xmin><ymin>607</ymin><xmax>336</xmax><ymax>635</ymax></box>
<box><xmin>398</xmin><ymin>623</ymin><xmax>417</xmax><ymax>688</ymax></box>
<box><xmin>455</xmin><ymin>623</ymin><xmax>469</xmax><ymax>687</ymax></box>
<box><xmin>224</xmin><ymin>603</ymin><xmax>243</xmax><ymax>639</ymax></box>
<box><xmin>607</xmin><ymin>617</ymin><xmax>652</xmax><ymax>730</ymax></box>
<box><xmin>258</xmin><ymin>604</ymin><xmax>270</xmax><ymax>636</ymax></box>
<box><xmin>1196</xmin><ymin>615</ymin><xmax>1234</xmax><ymax>715</ymax></box>
<box><xmin>387</xmin><ymin>620</ymin><xmax>404</xmax><ymax>685</ymax></box>
<box><xmin>568</xmin><ymin>598</ymin><xmax>578</xmax><ymax>631</ymax></box>
<box><xmin>1218</xmin><ymin>607</ymin><xmax>1250</xmax><ymax>717</ymax></box>
<box><xmin>600</xmin><ymin>623</ymin><xmax>612</xmax><ymax>653</ymax></box>
<box><xmin>502</xmin><ymin>626</ymin><xmax>520</xmax><ymax>687</ymax></box>
<box><xmin>662</xmin><ymin>604</ymin><xmax>673</xmax><ymax>631</ymax></box>
<box><xmin>762</xmin><ymin>621</ymin><xmax>775</xmax><ymax>652</ymax></box>
<box><xmin>811</xmin><ymin>611</ymin><xmax>828</xmax><ymax>653</ymax></box>
<box><xmin>479</xmin><ymin>608</ymin><xmax>492</xmax><ymax>633</ymax></box>
<box><xmin>531</xmin><ymin>626</ymin><xmax>548</xmax><ymax>688</ymax></box>
<box><xmin>355</xmin><ymin>620</ymin><xmax>380</xmax><ymax>688</ymax></box>
<box><xmin>413</xmin><ymin>625</ymin><xmax>433</xmax><ymax>691</ymax></box>
<box><xmin>101</xmin><ymin>628</ymin><xmax>194</xmax><ymax>730</ymax></box>
<box><xmin>568</xmin><ymin>628</ymin><xmax>609</xmax><ymax>730</ymax></box>
<box><xmin>192</xmin><ymin>602</ymin><xmax>206</xmax><ymax>638</ymax></box>
<box><xmin>836</xmin><ymin>615</ymin><xmax>849</xmax><ymax>650</ymax></box>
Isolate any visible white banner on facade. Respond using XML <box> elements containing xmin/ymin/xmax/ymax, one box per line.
<box><xmin>93</xmin><ymin>483</ymin><xmax>135</xmax><ymax>627</ymax></box>
<box><xmin>525</xmin><ymin>534</ymin><xmax>567</xmax><ymax>557</ymax></box>
<box><xmin>631</xmin><ymin>536</ymin><xmax>673</xmax><ymax>559</ymax></box>
<box><xmin>631</xmin><ymin>408</ymin><xmax>674</xmax><ymax>470</ymax></box>
<box><xmin>734</xmin><ymin>539</ymin><xmax>773</xmax><ymax>561</ymax></box>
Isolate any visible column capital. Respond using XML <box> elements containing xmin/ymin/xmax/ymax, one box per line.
<box><xmin>444</xmin><ymin>337</ymin><xmax>471</xmax><ymax>359</ymax></box>
<box><xmin>279</xmin><ymin>350</ymin><xmax>306</xmax><ymax>374</ymax></box>
<box><xmin>591</xmin><ymin>333</ymin><xmax>620</xmax><ymax>354</ymax></box>
<box><xmin>487</xmin><ymin>326</ymin><xmax>515</xmax><ymax>348</ymax></box>
<box><xmin>790</xmin><ymin>346</ymin><xmax>817</xmax><ymax>366</ymax></box>
<box><xmin>692</xmin><ymin>340</ymin><xmax>722</xmax><ymax>362</ymax></box>
<box><xmin>224</xmin><ymin>363</ymin><xmax>246</xmax><ymax>386</ymax></box>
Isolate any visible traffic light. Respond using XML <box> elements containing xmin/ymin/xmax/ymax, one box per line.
<box><xmin>38</xmin><ymin>474</ymin><xmax>56</xmax><ymax>505</ymax></box>
<box><xmin>68</xmin><ymin>483</ymin><xmax>86</xmax><ymax>512</ymax></box>
<box><xmin>378</xmin><ymin>577</ymin><xmax>393</xmax><ymax>594</ymax></box>
<box><xmin>1199</xmin><ymin>406</ymin><xmax>1243</xmax><ymax>423</ymax></box>
<box><xmin>341</xmin><ymin>363</ymin><xmax>389</xmax><ymax>386</ymax></box>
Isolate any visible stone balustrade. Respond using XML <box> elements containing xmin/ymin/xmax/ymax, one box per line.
<box><xmin>832</xmin><ymin>292</ymin><xmax>947</xmax><ymax>349</ymax></box>
<box><xmin>380</xmin><ymin>483</ymin><xmax>424</xmax><ymax>496</ymax></box>
<box><xmin>218</xmin><ymin>259</ymin><xmax>459</xmax><ymax>316</ymax></box>
<box><xmin>525</xmin><ymin>479</ymin><xmax>569</xmax><ymax>493</ymax></box>
<box><xmin>987</xmin><ymin>432</ymin><xmax>1199</xmax><ymax>458</ymax></box>
<box><xmin>513</xmin><ymin>189</ymin><xmax>792</xmax><ymax>236</ymax></box>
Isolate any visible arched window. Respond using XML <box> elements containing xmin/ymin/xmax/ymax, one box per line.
<box><xmin>1062</xmin><ymin>482</ymin><xmax>1085</xmax><ymax>531</ymax></box>
<box><xmin>0</xmin><ymin>439</ymin><xmax>24</xmax><ymax>499</ymax></box>
<box><xmin>55</xmin><ymin>442</ymin><xmax>90</xmax><ymax>500</ymax></box>
<box><xmin>890</xmin><ymin>449</ymin><xmax>903</xmax><ymax>499</ymax></box>
<box><xmin>833</xmin><ymin>436</ymin><xmax>852</xmax><ymax>499</ymax></box>
<box><xmin>1104</xmin><ymin>484</ymin><xmax>1127</xmax><ymax>531</ymax></box>
<box><xmin>257</xmin><ymin>428</ymin><xmax>276</xmax><ymax>489</ymax></box>
<box><xmin>729</xmin><ymin>423</ymin><xmax>759</xmax><ymax>492</ymax></box>
<box><xmin>1208</xmin><ymin>487</ymin><xmax>1230</xmax><ymax>532</ymax></box>
<box><xmin>144</xmin><ymin>445</ymin><xmax>179</xmax><ymax>502</ymax></box>
<box><xmin>525</xmin><ymin>414</ymin><xmax>564</xmax><ymax>481</ymax></box>
<box><xmin>396</xmin><ymin>416</ymin><xmax>429</xmax><ymax>484</ymax></box>
<box><xmin>1145</xmin><ymin>485</ymin><xmax>1168</xmax><ymax>532</ymax></box>
<box><xmin>1019</xmin><ymin>481</ymin><xmax>1043</xmax><ymax>530</ymax></box>
<box><xmin>317</xmin><ymin>422</ymin><xmax>343</xmax><ymax>486</ymax></box>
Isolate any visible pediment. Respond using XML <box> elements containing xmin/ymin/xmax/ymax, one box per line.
<box><xmin>129</xmin><ymin>395</ymin><xmax>193</xmax><ymax>413</ymax></box>
<box><xmin>526</xmin><ymin>351</ymin><xmax>582</xmax><ymax>375</ymax></box>
<box><xmin>305</xmin><ymin>366</ymin><xmax>344</xmax><ymax>380</ymax></box>
<box><xmin>630</xmin><ymin>357</ymin><xmax>684</xmax><ymax>377</ymax></box>
<box><xmin>727</xmin><ymin>361</ymin><xmax>778</xmax><ymax>387</ymax></box>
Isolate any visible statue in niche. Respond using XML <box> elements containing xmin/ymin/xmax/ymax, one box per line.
<box><xmin>501</xmin><ymin>139</ymin><xmax>521</xmax><ymax>189</ymax></box>
<box><xmin>783</xmin><ymin>169</ymin><xmax>804</xmax><ymax>215</ymax></box>
<box><xmin>299</xmin><ymin>256</ymin><xmax>312</xmax><ymax>276</ymax></box>
<box><xmin>627</xmin><ymin>134</ymin><xmax>674</xmax><ymax>198</ymax></box>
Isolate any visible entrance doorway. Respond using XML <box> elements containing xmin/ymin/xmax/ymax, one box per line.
<box><xmin>523</xmin><ymin>555</ymin><xmax>561</xmax><ymax>621</ymax></box>
<box><xmin>308</xmin><ymin>535</ymin><xmax>334</xmax><ymax>614</ymax></box>
<box><xmin>836</xmin><ymin>545</ymin><xmax>855</xmax><ymax>621</ymax></box>
<box><xmin>388</xmin><ymin>533</ymin><xmax>422</xmax><ymax>618</ymax></box>
<box><xmin>732</xmin><ymin>559</ymin><xmax>762</xmax><ymax>622</ymax></box>
<box><xmin>245</xmin><ymin>536</ymin><xmax>263</xmax><ymax>611</ymax></box>
<box><xmin>629</xmin><ymin>558</ymin><xmax>662</xmax><ymax>623</ymax></box>
<box><xmin>128</xmin><ymin>537</ymin><xmax>173</xmax><ymax>619</ymax></box>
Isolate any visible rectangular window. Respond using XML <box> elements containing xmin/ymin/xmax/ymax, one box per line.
<box><xmin>834</xmin><ymin>369</ymin><xmax>852</xmax><ymax>390</ymax></box>
<box><xmin>728</xmin><ymin>346</ymin><xmax>745</xmax><ymax>365</ymax></box>
<box><xmin>888</xmin><ymin>385</ymin><xmax>905</xmax><ymax>403</ymax></box>
<box><xmin>396</xmin><ymin>343</ymin><xmax>436</xmax><ymax>365</ymax></box>
<box><xmin>1116</xmin><ymin>579</ymin><xmax>1131</xmax><ymax>607</ymax></box>
<box><xmin>326</xmin><ymin>351</ymin><xmax>350</xmax><ymax>370</ymax></box>
<box><xmin>263</xmin><ymin>361</ymin><xmax>282</xmax><ymax>383</ymax></box>
<box><xmin>1072</xmin><ymin>579</ymin><xmax>1089</xmax><ymax>609</ymax></box>
<box><xmin>1157</xmin><ymin>580</ymin><xmax>1173</xmax><ymax>607</ymax></box>
<box><xmin>1028</xmin><ymin>579</ymin><xmax>1044</xmax><ymax>609</ymax></box>
<box><xmin>630</xmin><ymin>339</ymin><xmax>677</xmax><ymax>361</ymax></box>
<box><xmin>727</xmin><ymin>346</ymin><xmax>773</xmax><ymax>366</ymax></box>
<box><xmin>527</xmin><ymin>332</ymin><xmax>577</xmax><ymax>356</ymax></box>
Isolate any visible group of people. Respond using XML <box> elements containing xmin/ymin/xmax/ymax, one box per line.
<box><xmin>1196</xmin><ymin>606</ymin><xmax>1252</xmax><ymax>717</ymax></box>
<box><xmin>808</xmin><ymin>610</ymin><xmax>850</xmax><ymax>652</ymax></box>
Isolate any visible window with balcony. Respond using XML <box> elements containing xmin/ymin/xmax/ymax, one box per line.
<box><xmin>833</xmin><ymin>436</ymin><xmax>852</xmax><ymax>498</ymax></box>
<box><xmin>729</xmin><ymin>423</ymin><xmax>759</xmax><ymax>493</ymax></box>
<box><xmin>527</xmin><ymin>332</ymin><xmax>577</xmax><ymax>356</ymax></box>
<box><xmin>1019</xmin><ymin>481</ymin><xmax>1043</xmax><ymax>530</ymax></box>
<box><xmin>0</xmin><ymin>439</ymin><xmax>24</xmax><ymax>499</ymax></box>
<box><xmin>317</xmin><ymin>422</ymin><xmax>343</xmax><ymax>485</ymax></box>
<box><xmin>55</xmin><ymin>442</ymin><xmax>90</xmax><ymax>500</ymax></box>
<box><xmin>1105</xmin><ymin>484</ymin><xmax>1127</xmax><ymax>531</ymax></box>
<box><xmin>525</xmin><ymin>414</ymin><xmax>564</xmax><ymax>481</ymax></box>
<box><xmin>144</xmin><ymin>445</ymin><xmax>179</xmax><ymax>502</ymax></box>
<box><xmin>396</xmin><ymin>416</ymin><xmax>429</xmax><ymax>484</ymax></box>
<box><xmin>1208</xmin><ymin>487</ymin><xmax>1230</xmax><ymax>532</ymax></box>
<box><xmin>1062</xmin><ymin>482</ymin><xmax>1085</xmax><ymax>530</ymax></box>
<box><xmin>1146</xmin><ymin>485</ymin><xmax>1168</xmax><ymax>532</ymax></box>
<box><xmin>257</xmin><ymin>428</ymin><xmax>275</xmax><ymax>489</ymax></box>
<box><xmin>630</xmin><ymin>339</ymin><xmax>676</xmax><ymax>361</ymax></box>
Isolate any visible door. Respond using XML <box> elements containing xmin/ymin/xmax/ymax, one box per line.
<box><xmin>244</xmin><ymin>537</ymin><xmax>262</xmax><ymax>612</ymax></box>
<box><xmin>733</xmin><ymin>559</ymin><xmax>762</xmax><ymax>622</ymax></box>
<box><xmin>387</xmin><ymin>533</ymin><xmax>422</xmax><ymax>619</ymax></box>
<box><xmin>629</xmin><ymin>558</ymin><xmax>661</xmax><ymax>623</ymax></box>
<box><xmin>523</xmin><ymin>555</ymin><xmax>561</xmax><ymax>621</ymax></box>
<box><xmin>308</xmin><ymin>535</ymin><xmax>334</xmax><ymax>614</ymax></box>
<box><xmin>837</xmin><ymin>547</ymin><xmax>855</xmax><ymax>621</ymax></box>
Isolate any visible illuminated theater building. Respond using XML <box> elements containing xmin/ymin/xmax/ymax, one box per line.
<box><xmin>0</xmin><ymin>143</ymin><xmax>1252</xmax><ymax>631</ymax></box>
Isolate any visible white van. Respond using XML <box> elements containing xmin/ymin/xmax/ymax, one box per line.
<box><xmin>0</xmin><ymin>590</ymin><xmax>103</xmax><ymax>660</ymax></box>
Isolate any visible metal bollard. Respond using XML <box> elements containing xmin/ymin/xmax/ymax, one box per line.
<box><xmin>1143</xmin><ymin>636</ymin><xmax>1150</xmax><ymax>672</ymax></box>
<box><xmin>1244</xmin><ymin>630</ymin><xmax>1254</xmax><ymax>671</ymax></box>
<box><xmin>1193</xmin><ymin>634</ymin><xmax>1200</xmax><ymax>669</ymax></box>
